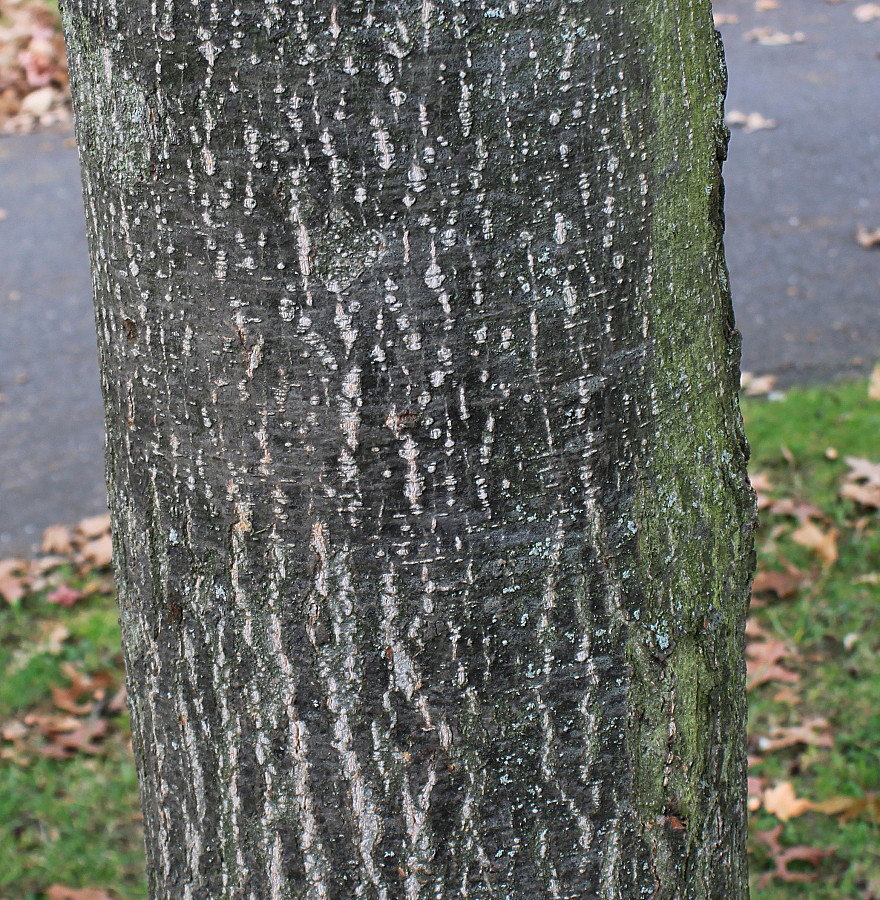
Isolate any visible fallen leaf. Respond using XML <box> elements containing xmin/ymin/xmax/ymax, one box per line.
<box><xmin>845</xmin><ymin>456</ymin><xmax>880</xmax><ymax>485</ymax></box>
<box><xmin>747</xmin><ymin>638</ymin><xmax>800</xmax><ymax>690</ymax></box>
<box><xmin>857</xmin><ymin>225</ymin><xmax>880</xmax><ymax>248</ymax></box>
<box><xmin>870</xmin><ymin>363</ymin><xmax>880</xmax><ymax>401</ymax></box>
<box><xmin>766</xmin><ymin>497</ymin><xmax>824</xmax><ymax>521</ymax></box>
<box><xmin>745</xmin><ymin>27</ymin><xmax>806</xmax><ymax>44</ymax></box>
<box><xmin>81</xmin><ymin>533</ymin><xmax>113</xmax><ymax>568</ymax></box>
<box><xmin>1</xmin><ymin>720</ymin><xmax>29</xmax><ymax>741</ymax></box>
<box><xmin>50</xmin><ymin>684</ymin><xmax>93</xmax><ymax>716</ymax></box>
<box><xmin>790</xmin><ymin>521</ymin><xmax>838</xmax><ymax>567</ymax></box>
<box><xmin>755</xmin><ymin>0</ymin><xmax>778</xmax><ymax>8</ymax></box>
<box><xmin>772</xmin><ymin>686</ymin><xmax>800</xmax><ymax>705</ymax></box>
<box><xmin>46</xmin><ymin>584</ymin><xmax>85</xmax><ymax>607</ymax></box>
<box><xmin>811</xmin><ymin>793</ymin><xmax>880</xmax><ymax>823</ymax></box>
<box><xmin>749</xmin><ymin>471</ymin><xmax>774</xmax><ymax>509</ymax></box>
<box><xmin>47</xmin><ymin>887</ymin><xmax>114</xmax><ymax>900</ymax></box>
<box><xmin>746</xmin><ymin>616</ymin><xmax>769</xmax><ymax>639</ymax></box>
<box><xmin>41</xmin><ymin>524</ymin><xmax>74</xmax><ymax>555</ymax></box>
<box><xmin>854</xmin><ymin>2</ymin><xmax>880</xmax><ymax>20</ymax></box>
<box><xmin>0</xmin><ymin>558</ymin><xmax>31</xmax><ymax>604</ymax></box>
<box><xmin>76</xmin><ymin>513</ymin><xmax>111</xmax><ymax>540</ymax></box>
<box><xmin>752</xmin><ymin>567</ymin><xmax>808</xmax><ymax>599</ymax></box>
<box><xmin>755</xmin><ymin>825</ymin><xmax>833</xmax><ymax>887</ymax></box>
<box><xmin>726</xmin><ymin>110</ymin><xmax>777</xmax><ymax>133</ymax></box>
<box><xmin>763</xmin><ymin>782</ymin><xmax>813</xmax><ymax>821</ymax></box>
<box><xmin>741</xmin><ymin>372</ymin><xmax>778</xmax><ymax>395</ymax></box>
<box><xmin>853</xmin><ymin>572</ymin><xmax>880</xmax><ymax>585</ymax></box>
<box><xmin>38</xmin><ymin>718</ymin><xmax>108</xmax><ymax>757</ymax></box>
<box><xmin>840</xmin><ymin>482</ymin><xmax>880</xmax><ymax>509</ymax></box>
<box><xmin>757</xmin><ymin>718</ymin><xmax>833</xmax><ymax>753</ymax></box>
<box><xmin>714</xmin><ymin>12</ymin><xmax>740</xmax><ymax>25</ymax></box>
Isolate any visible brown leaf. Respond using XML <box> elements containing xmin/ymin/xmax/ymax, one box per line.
<box><xmin>749</xmin><ymin>471</ymin><xmax>774</xmax><ymax>509</ymax></box>
<box><xmin>772</xmin><ymin>686</ymin><xmax>801</xmax><ymax>705</ymax></box>
<box><xmin>41</xmin><ymin>524</ymin><xmax>74</xmax><ymax>555</ymax></box>
<box><xmin>714</xmin><ymin>12</ymin><xmax>740</xmax><ymax>25</ymax></box>
<box><xmin>749</xmin><ymin>663</ymin><xmax>800</xmax><ymax>690</ymax></box>
<box><xmin>50</xmin><ymin>664</ymin><xmax>115</xmax><ymax>716</ymax></box>
<box><xmin>845</xmin><ymin>456</ymin><xmax>880</xmax><ymax>486</ymax></box>
<box><xmin>766</xmin><ymin>497</ymin><xmax>824</xmax><ymax>521</ymax></box>
<box><xmin>811</xmin><ymin>793</ymin><xmax>880</xmax><ymax>823</ymax></box>
<box><xmin>755</xmin><ymin>0</ymin><xmax>779</xmax><ymax>8</ymax></box>
<box><xmin>762</xmin><ymin>782</ymin><xmax>813</xmax><ymax>821</ymax></box>
<box><xmin>757</xmin><ymin>718</ymin><xmax>833</xmax><ymax>753</ymax></box>
<box><xmin>755</xmin><ymin>824</ymin><xmax>831</xmax><ymax>887</ymax></box>
<box><xmin>869</xmin><ymin>363</ymin><xmax>880</xmax><ymax>401</ymax></box>
<box><xmin>840</xmin><ymin>482</ymin><xmax>880</xmax><ymax>509</ymax></box>
<box><xmin>745</xmin><ymin>616</ymin><xmax>769</xmax><ymax>639</ymax></box>
<box><xmin>0</xmin><ymin>558</ymin><xmax>31</xmax><ymax>604</ymax></box>
<box><xmin>741</xmin><ymin>372</ymin><xmax>778</xmax><ymax>395</ymax></box>
<box><xmin>50</xmin><ymin>684</ymin><xmax>93</xmax><ymax>716</ymax></box>
<box><xmin>47</xmin><ymin>887</ymin><xmax>114</xmax><ymax>900</ymax></box>
<box><xmin>40</xmin><ymin>718</ymin><xmax>108</xmax><ymax>757</ymax></box>
<box><xmin>76</xmin><ymin>513</ymin><xmax>111</xmax><ymax>540</ymax></box>
<box><xmin>791</xmin><ymin>521</ymin><xmax>838</xmax><ymax>567</ymax></box>
<box><xmin>80</xmin><ymin>533</ymin><xmax>113</xmax><ymax>568</ymax></box>
<box><xmin>1</xmin><ymin>720</ymin><xmax>29</xmax><ymax>741</ymax></box>
<box><xmin>46</xmin><ymin>584</ymin><xmax>85</xmax><ymax>608</ymax></box>
<box><xmin>752</xmin><ymin>568</ymin><xmax>807</xmax><ymax>599</ymax></box>
<box><xmin>748</xmin><ymin>775</ymin><xmax>767</xmax><ymax>810</ymax></box>
<box><xmin>747</xmin><ymin>638</ymin><xmax>800</xmax><ymax>690</ymax></box>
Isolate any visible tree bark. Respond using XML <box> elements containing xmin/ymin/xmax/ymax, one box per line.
<box><xmin>61</xmin><ymin>1</ymin><xmax>754</xmax><ymax>897</ymax></box>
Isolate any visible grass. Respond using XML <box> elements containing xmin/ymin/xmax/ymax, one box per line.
<box><xmin>0</xmin><ymin>380</ymin><xmax>879</xmax><ymax>897</ymax></box>
<box><xmin>744</xmin><ymin>380</ymin><xmax>880</xmax><ymax>898</ymax></box>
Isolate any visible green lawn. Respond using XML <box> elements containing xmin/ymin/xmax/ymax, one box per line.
<box><xmin>1</xmin><ymin>380</ymin><xmax>878</xmax><ymax>897</ymax></box>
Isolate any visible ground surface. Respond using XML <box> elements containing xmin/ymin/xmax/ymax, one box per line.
<box><xmin>0</xmin><ymin>0</ymin><xmax>878</xmax><ymax>554</ymax></box>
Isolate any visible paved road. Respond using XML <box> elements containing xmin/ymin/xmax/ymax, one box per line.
<box><xmin>1</xmin><ymin>1</ymin><xmax>879</xmax><ymax>554</ymax></box>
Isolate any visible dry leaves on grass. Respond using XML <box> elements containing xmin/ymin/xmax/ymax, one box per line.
<box><xmin>755</xmin><ymin>824</ymin><xmax>833</xmax><ymax>887</ymax></box>
<box><xmin>0</xmin><ymin>0</ymin><xmax>70</xmax><ymax>132</ymax></box>
<box><xmin>853</xmin><ymin>2</ymin><xmax>880</xmax><ymax>21</ymax></box>
<box><xmin>790</xmin><ymin>521</ymin><xmax>839</xmax><ymax>567</ymax></box>
<box><xmin>726</xmin><ymin>110</ymin><xmax>777</xmax><ymax>132</ymax></box>
<box><xmin>0</xmin><ymin>513</ymin><xmax>113</xmax><ymax>607</ymax></box>
<box><xmin>745</xmin><ymin>27</ymin><xmax>807</xmax><ymax>44</ymax></box>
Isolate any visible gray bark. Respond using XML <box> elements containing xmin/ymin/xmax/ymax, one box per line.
<box><xmin>61</xmin><ymin>1</ymin><xmax>754</xmax><ymax>897</ymax></box>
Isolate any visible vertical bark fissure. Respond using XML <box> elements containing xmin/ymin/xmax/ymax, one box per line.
<box><xmin>61</xmin><ymin>1</ymin><xmax>751</xmax><ymax>897</ymax></box>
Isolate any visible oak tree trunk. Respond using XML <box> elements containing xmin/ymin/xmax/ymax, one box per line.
<box><xmin>61</xmin><ymin>1</ymin><xmax>754</xmax><ymax>897</ymax></box>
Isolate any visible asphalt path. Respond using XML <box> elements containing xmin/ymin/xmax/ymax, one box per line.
<box><xmin>1</xmin><ymin>0</ymin><xmax>878</xmax><ymax>554</ymax></box>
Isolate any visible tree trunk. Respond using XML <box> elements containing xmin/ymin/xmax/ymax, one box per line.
<box><xmin>61</xmin><ymin>1</ymin><xmax>754</xmax><ymax>897</ymax></box>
